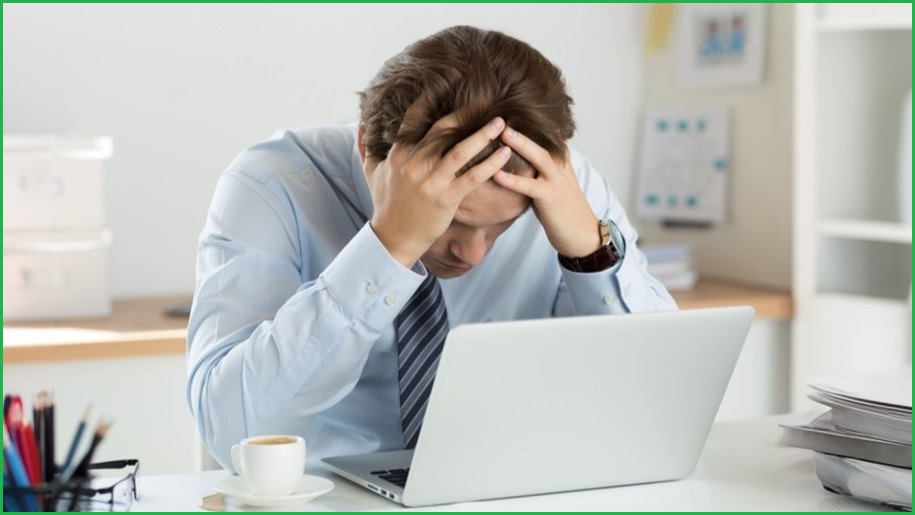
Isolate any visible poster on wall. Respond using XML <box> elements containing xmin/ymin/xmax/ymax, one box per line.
<box><xmin>635</xmin><ymin>107</ymin><xmax>730</xmax><ymax>225</ymax></box>
<box><xmin>676</xmin><ymin>3</ymin><xmax>767</xmax><ymax>89</ymax></box>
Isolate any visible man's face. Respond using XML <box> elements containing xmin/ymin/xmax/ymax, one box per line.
<box><xmin>421</xmin><ymin>179</ymin><xmax>531</xmax><ymax>279</ymax></box>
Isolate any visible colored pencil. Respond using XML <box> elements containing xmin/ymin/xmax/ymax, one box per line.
<box><xmin>59</xmin><ymin>403</ymin><xmax>91</xmax><ymax>479</ymax></box>
<box><xmin>42</xmin><ymin>391</ymin><xmax>56</xmax><ymax>483</ymax></box>
<box><xmin>3</xmin><ymin>425</ymin><xmax>39</xmax><ymax>511</ymax></box>
<box><xmin>73</xmin><ymin>418</ymin><xmax>113</xmax><ymax>478</ymax></box>
<box><xmin>19</xmin><ymin>422</ymin><xmax>42</xmax><ymax>486</ymax></box>
<box><xmin>3</xmin><ymin>471</ymin><xmax>25</xmax><ymax>513</ymax></box>
<box><xmin>66</xmin><ymin>419</ymin><xmax>113</xmax><ymax>511</ymax></box>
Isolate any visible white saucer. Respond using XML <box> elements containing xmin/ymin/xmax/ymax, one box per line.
<box><xmin>214</xmin><ymin>474</ymin><xmax>335</xmax><ymax>507</ymax></box>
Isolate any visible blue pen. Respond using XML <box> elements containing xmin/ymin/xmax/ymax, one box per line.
<box><xmin>3</xmin><ymin>471</ymin><xmax>24</xmax><ymax>512</ymax></box>
<box><xmin>3</xmin><ymin>425</ymin><xmax>39</xmax><ymax>511</ymax></box>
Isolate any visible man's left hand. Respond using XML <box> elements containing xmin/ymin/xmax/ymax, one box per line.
<box><xmin>493</xmin><ymin>126</ymin><xmax>601</xmax><ymax>258</ymax></box>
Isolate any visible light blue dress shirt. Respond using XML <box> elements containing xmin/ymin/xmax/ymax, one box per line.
<box><xmin>187</xmin><ymin>124</ymin><xmax>677</xmax><ymax>470</ymax></box>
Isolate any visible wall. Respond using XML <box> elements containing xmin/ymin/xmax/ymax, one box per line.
<box><xmin>3</xmin><ymin>4</ymin><xmax>644</xmax><ymax>298</ymax></box>
<box><xmin>637</xmin><ymin>4</ymin><xmax>794</xmax><ymax>290</ymax></box>
<box><xmin>2</xmin><ymin>355</ymin><xmax>196</xmax><ymax>475</ymax></box>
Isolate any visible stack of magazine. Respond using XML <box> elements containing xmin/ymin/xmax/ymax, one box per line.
<box><xmin>780</xmin><ymin>368</ymin><xmax>912</xmax><ymax>510</ymax></box>
<box><xmin>641</xmin><ymin>243</ymin><xmax>696</xmax><ymax>291</ymax></box>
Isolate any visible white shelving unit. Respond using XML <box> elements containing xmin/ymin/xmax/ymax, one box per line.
<box><xmin>792</xmin><ymin>3</ymin><xmax>912</xmax><ymax>408</ymax></box>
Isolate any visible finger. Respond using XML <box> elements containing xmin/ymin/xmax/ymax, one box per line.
<box><xmin>408</xmin><ymin>111</ymin><xmax>464</xmax><ymax>163</ymax></box>
<box><xmin>385</xmin><ymin>141</ymin><xmax>408</xmax><ymax>168</ymax></box>
<box><xmin>426</xmin><ymin>111</ymin><xmax>461</xmax><ymax>134</ymax></box>
<box><xmin>491</xmin><ymin>169</ymin><xmax>546</xmax><ymax>199</ymax></box>
<box><xmin>363</xmin><ymin>155</ymin><xmax>381</xmax><ymax>181</ymax></box>
<box><xmin>452</xmin><ymin>144</ymin><xmax>512</xmax><ymax>198</ymax></box>
<box><xmin>437</xmin><ymin>116</ymin><xmax>506</xmax><ymax>177</ymax></box>
<box><xmin>399</xmin><ymin>97</ymin><xmax>445</xmax><ymax>139</ymax></box>
<box><xmin>500</xmin><ymin>126</ymin><xmax>558</xmax><ymax>177</ymax></box>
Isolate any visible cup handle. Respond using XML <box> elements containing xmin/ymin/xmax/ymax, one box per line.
<box><xmin>230</xmin><ymin>444</ymin><xmax>243</xmax><ymax>476</ymax></box>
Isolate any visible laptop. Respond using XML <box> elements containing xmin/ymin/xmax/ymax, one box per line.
<box><xmin>322</xmin><ymin>306</ymin><xmax>754</xmax><ymax>507</ymax></box>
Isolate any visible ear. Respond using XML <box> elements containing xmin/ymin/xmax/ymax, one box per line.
<box><xmin>356</xmin><ymin>123</ymin><xmax>368</xmax><ymax>164</ymax></box>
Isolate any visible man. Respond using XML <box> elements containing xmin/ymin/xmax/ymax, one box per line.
<box><xmin>187</xmin><ymin>25</ymin><xmax>676</xmax><ymax>471</ymax></box>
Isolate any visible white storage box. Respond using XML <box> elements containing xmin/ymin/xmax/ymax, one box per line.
<box><xmin>3</xmin><ymin>135</ymin><xmax>113</xmax><ymax>231</ymax></box>
<box><xmin>3</xmin><ymin>229</ymin><xmax>113</xmax><ymax>321</ymax></box>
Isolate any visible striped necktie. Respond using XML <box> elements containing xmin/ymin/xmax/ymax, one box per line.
<box><xmin>395</xmin><ymin>274</ymin><xmax>449</xmax><ymax>449</ymax></box>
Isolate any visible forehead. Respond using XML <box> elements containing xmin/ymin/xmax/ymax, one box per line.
<box><xmin>454</xmin><ymin>181</ymin><xmax>530</xmax><ymax>228</ymax></box>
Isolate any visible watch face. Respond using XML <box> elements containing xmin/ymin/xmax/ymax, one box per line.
<box><xmin>606</xmin><ymin>219</ymin><xmax>625</xmax><ymax>258</ymax></box>
<box><xmin>599</xmin><ymin>219</ymin><xmax>611</xmax><ymax>248</ymax></box>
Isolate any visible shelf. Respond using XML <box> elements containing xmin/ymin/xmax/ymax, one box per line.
<box><xmin>815</xmin><ymin>291</ymin><xmax>910</xmax><ymax>307</ymax></box>
<box><xmin>792</xmin><ymin>2</ymin><xmax>913</xmax><ymax>410</ymax></box>
<box><xmin>2</xmin><ymin>296</ymin><xmax>190</xmax><ymax>363</ymax></box>
<box><xmin>815</xmin><ymin>29</ymin><xmax>911</xmax><ymax>223</ymax></box>
<box><xmin>818</xmin><ymin>219</ymin><xmax>913</xmax><ymax>243</ymax></box>
<box><xmin>2</xmin><ymin>280</ymin><xmax>793</xmax><ymax>364</ymax></box>
<box><xmin>805</xmin><ymin>293</ymin><xmax>910</xmax><ymax>377</ymax></box>
<box><xmin>818</xmin><ymin>19</ymin><xmax>912</xmax><ymax>32</ymax></box>
<box><xmin>816</xmin><ymin>237</ymin><xmax>912</xmax><ymax>299</ymax></box>
<box><xmin>671</xmin><ymin>278</ymin><xmax>792</xmax><ymax>320</ymax></box>
<box><xmin>816</xmin><ymin>3</ymin><xmax>912</xmax><ymax>32</ymax></box>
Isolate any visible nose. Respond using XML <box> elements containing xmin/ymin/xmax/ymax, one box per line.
<box><xmin>450</xmin><ymin>230</ymin><xmax>489</xmax><ymax>267</ymax></box>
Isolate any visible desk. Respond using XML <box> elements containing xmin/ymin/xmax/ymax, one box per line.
<box><xmin>2</xmin><ymin>279</ymin><xmax>791</xmax><ymax>364</ymax></box>
<box><xmin>2</xmin><ymin>281</ymin><xmax>794</xmax><ymax>474</ymax></box>
<box><xmin>131</xmin><ymin>417</ymin><xmax>888</xmax><ymax>512</ymax></box>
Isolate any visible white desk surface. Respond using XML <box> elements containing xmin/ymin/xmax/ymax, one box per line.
<box><xmin>134</xmin><ymin>416</ymin><xmax>891</xmax><ymax>512</ymax></box>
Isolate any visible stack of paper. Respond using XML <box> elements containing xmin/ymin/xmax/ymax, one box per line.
<box><xmin>641</xmin><ymin>243</ymin><xmax>696</xmax><ymax>291</ymax></box>
<box><xmin>779</xmin><ymin>368</ymin><xmax>912</xmax><ymax>510</ymax></box>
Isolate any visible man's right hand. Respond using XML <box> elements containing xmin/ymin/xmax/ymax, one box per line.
<box><xmin>362</xmin><ymin>114</ymin><xmax>511</xmax><ymax>268</ymax></box>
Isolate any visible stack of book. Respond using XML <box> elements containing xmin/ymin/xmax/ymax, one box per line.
<box><xmin>641</xmin><ymin>243</ymin><xmax>696</xmax><ymax>291</ymax></box>
<box><xmin>780</xmin><ymin>368</ymin><xmax>912</xmax><ymax>510</ymax></box>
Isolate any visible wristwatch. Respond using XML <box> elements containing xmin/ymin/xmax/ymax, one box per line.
<box><xmin>558</xmin><ymin>218</ymin><xmax>625</xmax><ymax>273</ymax></box>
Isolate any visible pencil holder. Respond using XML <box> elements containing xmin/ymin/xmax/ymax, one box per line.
<box><xmin>3</xmin><ymin>459</ymin><xmax>139</xmax><ymax>512</ymax></box>
<box><xmin>5</xmin><ymin>476</ymin><xmax>93</xmax><ymax>512</ymax></box>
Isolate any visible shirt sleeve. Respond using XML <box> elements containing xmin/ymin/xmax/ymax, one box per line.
<box><xmin>553</xmin><ymin>149</ymin><xmax>678</xmax><ymax>316</ymax></box>
<box><xmin>186</xmin><ymin>170</ymin><xmax>423</xmax><ymax>469</ymax></box>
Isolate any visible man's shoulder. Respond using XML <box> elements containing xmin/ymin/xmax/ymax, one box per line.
<box><xmin>567</xmin><ymin>146</ymin><xmax>601</xmax><ymax>179</ymax></box>
<box><xmin>227</xmin><ymin>123</ymin><xmax>360</xmax><ymax>183</ymax></box>
<box><xmin>278</xmin><ymin>122</ymin><xmax>360</xmax><ymax>159</ymax></box>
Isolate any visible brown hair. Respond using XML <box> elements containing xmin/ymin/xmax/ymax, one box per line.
<box><xmin>358</xmin><ymin>26</ymin><xmax>575</xmax><ymax>174</ymax></box>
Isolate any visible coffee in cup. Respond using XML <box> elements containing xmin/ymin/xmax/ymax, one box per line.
<box><xmin>230</xmin><ymin>434</ymin><xmax>306</xmax><ymax>496</ymax></box>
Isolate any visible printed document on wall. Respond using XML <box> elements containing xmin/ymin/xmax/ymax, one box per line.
<box><xmin>636</xmin><ymin>107</ymin><xmax>730</xmax><ymax>225</ymax></box>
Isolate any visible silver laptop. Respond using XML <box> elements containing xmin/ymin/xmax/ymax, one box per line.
<box><xmin>322</xmin><ymin>306</ymin><xmax>754</xmax><ymax>507</ymax></box>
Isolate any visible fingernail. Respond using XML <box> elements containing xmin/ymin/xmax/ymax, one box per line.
<box><xmin>504</xmin><ymin>127</ymin><xmax>516</xmax><ymax>140</ymax></box>
<box><xmin>491</xmin><ymin>117</ymin><xmax>504</xmax><ymax>130</ymax></box>
<box><xmin>498</xmin><ymin>146</ymin><xmax>511</xmax><ymax>158</ymax></box>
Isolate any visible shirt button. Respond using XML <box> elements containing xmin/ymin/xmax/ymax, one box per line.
<box><xmin>384</xmin><ymin>294</ymin><xmax>397</xmax><ymax>305</ymax></box>
<box><xmin>366</xmin><ymin>283</ymin><xmax>379</xmax><ymax>294</ymax></box>
<box><xmin>603</xmin><ymin>294</ymin><xmax>617</xmax><ymax>305</ymax></box>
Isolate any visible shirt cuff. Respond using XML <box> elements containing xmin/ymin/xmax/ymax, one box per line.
<box><xmin>560</xmin><ymin>255</ymin><xmax>626</xmax><ymax>314</ymax></box>
<box><xmin>320</xmin><ymin>223</ymin><xmax>425</xmax><ymax>330</ymax></box>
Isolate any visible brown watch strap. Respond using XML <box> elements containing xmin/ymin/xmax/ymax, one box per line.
<box><xmin>558</xmin><ymin>218</ymin><xmax>624</xmax><ymax>273</ymax></box>
<box><xmin>558</xmin><ymin>243</ymin><xmax>622</xmax><ymax>273</ymax></box>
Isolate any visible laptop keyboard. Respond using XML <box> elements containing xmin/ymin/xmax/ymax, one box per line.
<box><xmin>370</xmin><ymin>468</ymin><xmax>410</xmax><ymax>488</ymax></box>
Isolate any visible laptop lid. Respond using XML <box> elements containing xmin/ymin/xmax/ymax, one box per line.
<box><xmin>326</xmin><ymin>306</ymin><xmax>754</xmax><ymax>507</ymax></box>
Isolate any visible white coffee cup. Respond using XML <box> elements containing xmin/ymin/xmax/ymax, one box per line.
<box><xmin>230</xmin><ymin>434</ymin><xmax>306</xmax><ymax>497</ymax></box>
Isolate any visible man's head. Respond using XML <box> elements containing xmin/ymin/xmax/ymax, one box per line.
<box><xmin>359</xmin><ymin>25</ymin><xmax>575</xmax><ymax>171</ymax></box>
<box><xmin>358</xmin><ymin>26</ymin><xmax>576</xmax><ymax>278</ymax></box>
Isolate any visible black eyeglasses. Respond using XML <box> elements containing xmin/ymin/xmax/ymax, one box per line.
<box><xmin>82</xmin><ymin>459</ymin><xmax>140</xmax><ymax>510</ymax></box>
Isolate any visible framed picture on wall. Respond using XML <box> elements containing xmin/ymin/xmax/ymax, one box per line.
<box><xmin>676</xmin><ymin>3</ymin><xmax>767</xmax><ymax>89</ymax></box>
